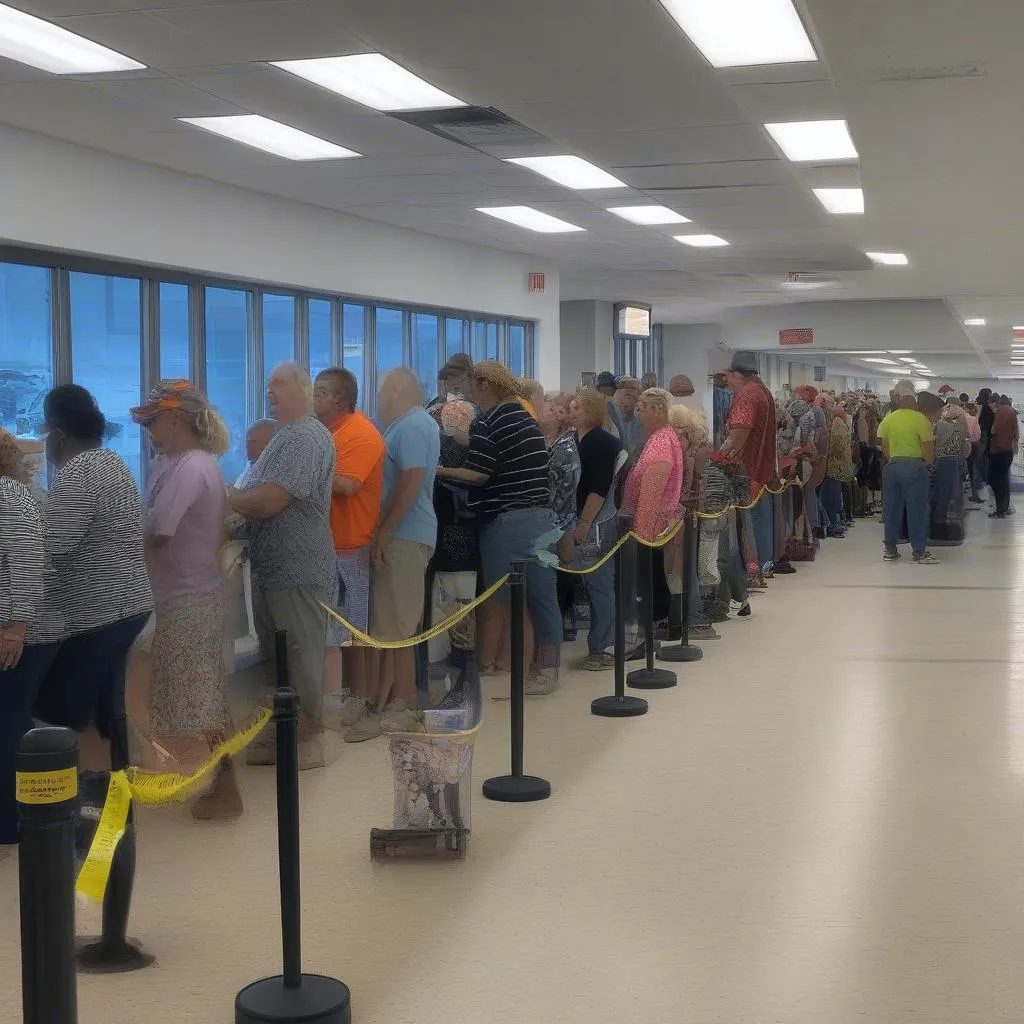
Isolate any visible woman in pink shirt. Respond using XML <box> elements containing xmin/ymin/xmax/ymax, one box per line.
<box><xmin>964</xmin><ymin>402</ymin><xmax>983</xmax><ymax>503</ymax></box>
<box><xmin>131</xmin><ymin>381</ymin><xmax>239</xmax><ymax>820</ymax></box>
<box><xmin>621</xmin><ymin>388</ymin><xmax>683</xmax><ymax>540</ymax></box>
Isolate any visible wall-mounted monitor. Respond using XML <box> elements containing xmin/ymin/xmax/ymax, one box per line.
<box><xmin>614</xmin><ymin>302</ymin><xmax>651</xmax><ymax>339</ymax></box>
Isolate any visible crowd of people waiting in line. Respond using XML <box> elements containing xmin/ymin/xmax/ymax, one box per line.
<box><xmin>0</xmin><ymin>349</ymin><xmax>1014</xmax><ymax>839</ymax></box>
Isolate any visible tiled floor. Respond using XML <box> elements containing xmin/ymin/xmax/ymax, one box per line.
<box><xmin>2</xmin><ymin>509</ymin><xmax>1022</xmax><ymax>1023</ymax></box>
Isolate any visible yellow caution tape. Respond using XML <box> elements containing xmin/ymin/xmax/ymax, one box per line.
<box><xmin>321</xmin><ymin>574</ymin><xmax>509</xmax><ymax>650</ymax></box>
<box><xmin>76</xmin><ymin>769</ymin><xmax>132</xmax><ymax>904</ymax></box>
<box><xmin>16</xmin><ymin>767</ymin><xmax>78</xmax><ymax>805</ymax></box>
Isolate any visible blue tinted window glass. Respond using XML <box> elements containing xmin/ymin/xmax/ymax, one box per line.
<box><xmin>508</xmin><ymin>324</ymin><xmax>525</xmax><ymax>377</ymax></box>
<box><xmin>309</xmin><ymin>298</ymin><xmax>332</xmax><ymax>380</ymax></box>
<box><xmin>205</xmin><ymin>287</ymin><xmax>249</xmax><ymax>484</ymax></box>
<box><xmin>413</xmin><ymin>313</ymin><xmax>439</xmax><ymax>403</ymax></box>
<box><xmin>445</xmin><ymin>317</ymin><xmax>464</xmax><ymax>358</ymax></box>
<box><xmin>0</xmin><ymin>262</ymin><xmax>51</xmax><ymax>440</ymax></box>
<box><xmin>342</xmin><ymin>304</ymin><xmax>364</xmax><ymax>410</ymax></box>
<box><xmin>69</xmin><ymin>272</ymin><xmax>142</xmax><ymax>483</ymax></box>
<box><xmin>159</xmin><ymin>282</ymin><xmax>190</xmax><ymax>381</ymax></box>
<box><xmin>471</xmin><ymin>321</ymin><xmax>487</xmax><ymax>362</ymax></box>
<box><xmin>486</xmin><ymin>322</ymin><xmax>498</xmax><ymax>360</ymax></box>
<box><xmin>375</xmin><ymin>307</ymin><xmax>403</xmax><ymax>377</ymax></box>
<box><xmin>263</xmin><ymin>293</ymin><xmax>295</xmax><ymax>384</ymax></box>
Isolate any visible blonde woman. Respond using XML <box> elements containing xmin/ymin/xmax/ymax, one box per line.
<box><xmin>130</xmin><ymin>380</ymin><xmax>240</xmax><ymax>820</ymax></box>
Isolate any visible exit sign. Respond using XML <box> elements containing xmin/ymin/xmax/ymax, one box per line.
<box><xmin>528</xmin><ymin>272</ymin><xmax>545</xmax><ymax>293</ymax></box>
<box><xmin>779</xmin><ymin>328</ymin><xmax>814</xmax><ymax>346</ymax></box>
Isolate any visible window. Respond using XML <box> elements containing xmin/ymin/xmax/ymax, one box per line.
<box><xmin>69</xmin><ymin>272</ymin><xmax>143</xmax><ymax>482</ymax></box>
<box><xmin>508</xmin><ymin>323</ymin><xmax>526</xmax><ymax>377</ymax></box>
<box><xmin>263</xmin><ymin>293</ymin><xmax>295</xmax><ymax>376</ymax></box>
<box><xmin>0</xmin><ymin>262</ymin><xmax>51</xmax><ymax>439</ymax></box>
<box><xmin>445</xmin><ymin>317</ymin><xmax>464</xmax><ymax>358</ymax></box>
<box><xmin>205</xmin><ymin>287</ymin><xmax>250</xmax><ymax>484</ymax></box>
<box><xmin>471</xmin><ymin>319</ymin><xmax>498</xmax><ymax>362</ymax></box>
<box><xmin>342</xmin><ymin>303</ymin><xmax>365</xmax><ymax>410</ymax></box>
<box><xmin>486</xmin><ymin>322</ymin><xmax>499</xmax><ymax>360</ymax></box>
<box><xmin>309</xmin><ymin>298</ymin><xmax>332</xmax><ymax>380</ymax></box>
<box><xmin>375</xmin><ymin>306</ymin><xmax>404</xmax><ymax>379</ymax></box>
<box><xmin>413</xmin><ymin>312</ymin><xmax>440</xmax><ymax>403</ymax></box>
<box><xmin>159</xmin><ymin>282</ymin><xmax>190</xmax><ymax>381</ymax></box>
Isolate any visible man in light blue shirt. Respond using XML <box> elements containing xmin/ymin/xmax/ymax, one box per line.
<box><xmin>349</xmin><ymin>368</ymin><xmax>440</xmax><ymax>742</ymax></box>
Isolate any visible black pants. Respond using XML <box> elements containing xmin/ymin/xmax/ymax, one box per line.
<box><xmin>989</xmin><ymin>451</ymin><xmax>1013</xmax><ymax>514</ymax></box>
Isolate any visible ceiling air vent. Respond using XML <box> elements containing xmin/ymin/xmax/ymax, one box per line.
<box><xmin>389</xmin><ymin>107</ymin><xmax>550</xmax><ymax>155</ymax></box>
<box><xmin>873</xmin><ymin>63</ymin><xmax>986</xmax><ymax>82</ymax></box>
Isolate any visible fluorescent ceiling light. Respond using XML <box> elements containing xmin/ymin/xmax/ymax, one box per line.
<box><xmin>506</xmin><ymin>155</ymin><xmax>625</xmax><ymax>190</ymax></box>
<box><xmin>898</xmin><ymin>357</ymin><xmax>918</xmax><ymax>363</ymax></box>
<box><xmin>813</xmin><ymin>188</ymin><xmax>865</xmax><ymax>215</ymax></box>
<box><xmin>865</xmin><ymin>251</ymin><xmax>910</xmax><ymax>266</ymax></box>
<box><xmin>963</xmin><ymin>317</ymin><xmax>986</xmax><ymax>326</ymax></box>
<box><xmin>178</xmin><ymin>115</ymin><xmax>360</xmax><ymax>161</ymax></box>
<box><xmin>1013</xmin><ymin>325</ymin><xmax>1024</xmax><ymax>331</ymax></box>
<box><xmin>657</xmin><ymin>0</ymin><xmax>817</xmax><ymax>68</ymax></box>
<box><xmin>476</xmin><ymin>206</ymin><xmax>585</xmax><ymax>233</ymax></box>
<box><xmin>765</xmin><ymin>120</ymin><xmax>857</xmax><ymax>162</ymax></box>
<box><xmin>888</xmin><ymin>350</ymin><xmax>913</xmax><ymax>354</ymax></box>
<box><xmin>0</xmin><ymin>2</ymin><xmax>145</xmax><ymax>73</ymax></box>
<box><xmin>270</xmin><ymin>53</ymin><xmax>465</xmax><ymax>112</ymax></box>
<box><xmin>606</xmin><ymin>205</ymin><xmax>691</xmax><ymax>225</ymax></box>
<box><xmin>674</xmin><ymin>234</ymin><xmax>730</xmax><ymax>247</ymax></box>
<box><xmin>862</xmin><ymin>358</ymin><xmax>899</xmax><ymax>365</ymax></box>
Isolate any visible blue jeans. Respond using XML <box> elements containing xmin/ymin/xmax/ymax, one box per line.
<box><xmin>479</xmin><ymin>507</ymin><xmax>563</xmax><ymax>650</ymax></box>
<box><xmin>883</xmin><ymin>459</ymin><xmax>929</xmax><ymax>553</ymax></box>
<box><xmin>820</xmin><ymin>476</ymin><xmax>844</xmax><ymax>531</ymax></box>
<box><xmin>749</xmin><ymin>489</ymin><xmax>774</xmax><ymax>570</ymax></box>
<box><xmin>583</xmin><ymin>520</ymin><xmax>617</xmax><ymax>655</ymax></box>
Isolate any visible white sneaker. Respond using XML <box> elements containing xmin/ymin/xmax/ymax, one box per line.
<box><xmin>324</xmin><ymin>692</ymin><xmax>370</xmax><ymax>729</ymax></box>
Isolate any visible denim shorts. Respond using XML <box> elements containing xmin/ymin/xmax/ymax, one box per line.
<box><xmin>479</xmin><ymin>506</ymin><xmax>556</xmax><ymax>599</ymax></box>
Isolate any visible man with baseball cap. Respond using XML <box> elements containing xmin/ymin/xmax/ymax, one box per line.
<box><xmin>613</xmin><ymin>376</ymin><xmax>642</xmax><ymax>457</ymax></box>
<box><xmin>720</xmin><ymin>351</ymin><xmax>777</xmax><ymax>579</ymax></box>
<box><xmin>876</xmin><ymin>380</ymin><xmax>938</xmax><ymax>563</ymax></box>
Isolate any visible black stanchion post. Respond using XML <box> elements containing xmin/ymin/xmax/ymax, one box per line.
<box><xmin>627</xmin><ymin>541</ymin><xmax>677</xmax><ymax>689</ymax></box>
<box><xmin>482</xmin><ymin>562</ymin><xmax>550</xmax><ymax>802</ymax></box>
<box><xmin>235</xmin><ymin>680</ymin><xmax>351</xmax><ymax>1023</ymax></box>
<box><xmin>76</xmin><ymin>663</ymin><xmax>152</xmax><ymax>973</ymax></box>
<box><xmin>658</xmin><ymin>513</ymin><xmax>703</xmax><ymax>664</ymax></box>
<box><xmin>592</xmin><ymin>543</ymin><xmax>648</xmax><ymax>718</ymax></box>
<box><xmin>18</xmin><ymin>726</ymin><xmax>79</xmax><ymax>1024</ymax></box>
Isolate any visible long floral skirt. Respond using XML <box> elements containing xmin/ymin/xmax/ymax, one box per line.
<box><xmin>149</xmin><ymin>586</ymin><xmax>231</xmax><ymax>738</ymax></box>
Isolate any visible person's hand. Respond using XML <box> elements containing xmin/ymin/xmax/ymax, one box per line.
<box><xmin>0</xmin><ymin>622</ymin><xmax>27</xmax><ymax>671</ymax></box>
<box><xmin>573</xmin><ymin>519</ymin><xmax>591</xmax><ymax>545</ymax></box>
<box><xmin>371</xmin><ymin>530</ymin><xmax>392</xmax><ymax>570</ymax></box>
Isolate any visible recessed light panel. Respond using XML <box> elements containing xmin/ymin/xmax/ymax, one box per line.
<box><xmin>765</xmin><ymin>120</ymin><xmax>857</xmax><ymax>162</ymax></box>
<box><xmin>865</xmin><ymin>252</ymin><xmax>910</xmax><ymax>266</ymax></box>
<box><xmin>862</xmin><ymin>358</ymin><xmax>899</xmax><ymax>365</ymax></box>
<box><xmin>813</xmin><ymin>188</ymin><xmax>865</xmax><ymax>215</ymax></box>
<box><xmin>178</xmin><ymin>115</ymin><xmax>360</xmax><ymax>161</ymax></box>
<box><xmin>271</xmin><ymin>53</ymin><xmax>466</xmax><ymax>112</ymax></box>
<box><xmin>674</xmin><ymin>234</ymin><xmax>730</xmax><ymax>247</ymax></box>
<box><xmin>506</xmin><ymin>156</ymin><xmax>626</xmax><ymax>190</ymax></box>
<box><xmin>476</xmin><ymin>206</ymin><xmax>585</xmax><ymax>233</ymax></box>
<box><xmin>963</xmin><ymin>317</ymin><xmax>986</xmax><ymax>326</ymax></box>
<box><xmin>606</xmin><ymin>205</ymin><xmax>691</xmax><ymax>225</ymax></box>
<box><xmin>0</xmin><ymin>1</ymin><xmax>145</xmax><ymax>73</ymax></box>
<box><xmin>657</xmin><ymin>0</ymin><xmax>817</xmax><ymax>68</ymax></box>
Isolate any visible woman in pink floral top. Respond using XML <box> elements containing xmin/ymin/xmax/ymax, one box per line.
<box><xmin>621</xmin><ymin>388</ymin><xmax>683</xmax><ymax>540</ymax></box>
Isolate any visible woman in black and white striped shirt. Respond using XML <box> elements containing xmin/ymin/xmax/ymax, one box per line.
<box><xmin>0</xmin><ymin>429</ymin><xmax>64</xmax><ymax>845</ymax></box>
<box><xmin>32</xmin><ymin>385</ymin><xmax>152</xmax><ymax>769</ymax></box>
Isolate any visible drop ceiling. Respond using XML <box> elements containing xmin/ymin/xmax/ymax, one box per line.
<box><xmin>0</xmin><ymin>0</ymin><xmax>1021</xmax><ymax>380</ymax></box>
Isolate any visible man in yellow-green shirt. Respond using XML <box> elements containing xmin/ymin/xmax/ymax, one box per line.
<box><xmin>877</xmin><ymin>381</ymin><xmax>938</xmax><ymax>564</ymax></box>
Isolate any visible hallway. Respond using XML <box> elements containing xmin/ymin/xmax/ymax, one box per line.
<box><xmin>1</xmin><ymin>515</ymin><xmax>1022</xmax><ymax>1024</ymax></box>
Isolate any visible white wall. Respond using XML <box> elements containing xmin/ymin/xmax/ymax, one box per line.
<box><xmin>558</xmin><ymin>300</ymin><xmax>613</xmax><ymax>387</ymax></box>
<box><xmin>0</xmin><ymin>123</ymin><xmax>562</xmax><ymax>385</ymax></box>
<box><xmin>661</xmin><ymin>322</ymin><xmax>721</xmax><ymax>422</ymax></box>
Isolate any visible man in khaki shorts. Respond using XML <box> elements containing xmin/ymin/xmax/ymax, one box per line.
<box><xmin>346</xmin><ymin>368</ymin><xmax>439</xmax><ymax>742</ymax></box>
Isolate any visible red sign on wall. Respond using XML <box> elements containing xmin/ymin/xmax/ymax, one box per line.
<box><xmin>779</xmin><ymin>328</ymin><xmax>814</xmax><ymax>346</ymax></box>
<box><xmin>528</xmin><ymin>272</ymin><xmax>545</xmax><ymax>293</ymax></box>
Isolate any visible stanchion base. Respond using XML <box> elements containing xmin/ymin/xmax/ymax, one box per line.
<box><xmin>482</xmin><ymin>774</ymin><xmax>551</xmax><ymax>802</ymax></box>
<box><xmin>76</xmin><ymin>937</ymin><xmax>155</xmax><ymax>974</ymax></box>
<box><xmin>591</xmin><ymin>695</ymin><xmax>648</xmax><ymax>718</ymax></box>
<box><xmin>626</xmin><ymin>667</ymin><xmax>677</xmax><ymax>689</ymax></box>
<box><xmin>657</xmin><ymin>643</ymin><xmax>703</xmax><ymax>663</ymax></box>
<box><xmin>235</xmin><ymin>974</ymin><xmax>351</xmax><ymax>1024</ymax></box>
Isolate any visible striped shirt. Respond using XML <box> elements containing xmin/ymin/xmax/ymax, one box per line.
<box><xmin>464</xmin><ymin>401</ymin><xmax>551</xmax><ymax>524</ymax></box>
<box><xmin>43</xmin><ymin>448</ymin><xmax>153</xmax><ymax>636</ymax></box>
<box><xmin>0</xmin><ymin>476</ymin><xmax>63</xmax><ymax>643</ymax></box>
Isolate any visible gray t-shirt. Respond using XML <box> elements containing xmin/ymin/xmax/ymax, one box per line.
<box><xmin>245</xmin><ymin>415</ymin><xmax>335</xmax><ymax>591</ymax></box>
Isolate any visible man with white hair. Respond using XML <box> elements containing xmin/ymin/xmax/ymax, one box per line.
<box><xmin>229</xmin><ymin>362</ymin><xmax>336</xmax><ymax>767</ymax></box>
<box><xmin>346</xmin><ymin>367</ymin><xmax>440</xmax><ymax>741</ymax></box>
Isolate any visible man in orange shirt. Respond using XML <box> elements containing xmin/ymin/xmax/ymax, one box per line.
<box><xmin>313</xmin><ymin>368</ymin><xmax>385</xmax><ymax>726</ymax></box>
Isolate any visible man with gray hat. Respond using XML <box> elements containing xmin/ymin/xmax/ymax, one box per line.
<box><xmin>720</xmin><ymin>350</ymin><xmax>777</xmax><ymax>578</ymax></box>
<box><xmin>876</xmin><ymin>380</ymin><xmax>938</xmax><ymax>563</ymax></box>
